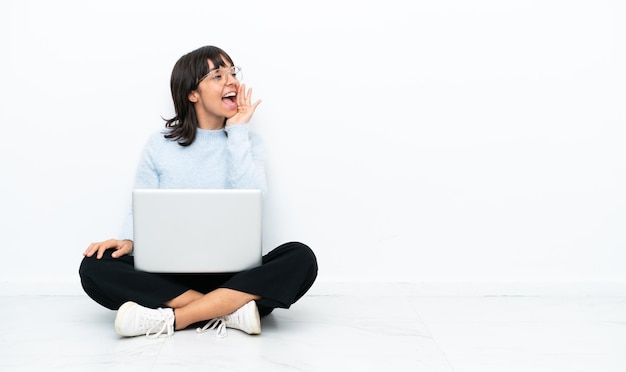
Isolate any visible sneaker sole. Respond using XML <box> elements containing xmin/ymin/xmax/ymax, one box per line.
<box><xmin>114</xmin><ymin>301</ymin><xmax>138</xmax><ymax>336</ymax></box>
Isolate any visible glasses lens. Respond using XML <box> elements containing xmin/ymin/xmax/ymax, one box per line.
<box><xmin>232</xmin><ymin>66</ymin><xmax>242</xmax><ymax>81</ymax></box>
<box><xmin>198</xmin><ymin>66</ymin><xmax>242</xmax><ymax>85</ymax></box>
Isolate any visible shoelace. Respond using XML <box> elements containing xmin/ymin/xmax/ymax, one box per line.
<box><xmin>145</xmin><ymin>308</ymin><xmax>175</xmax><ymax>339</ymax></box>
<box><xmin>196</xmin><ymin>318</ymin><xmax>228</xmax><ymax>338</ymax></box>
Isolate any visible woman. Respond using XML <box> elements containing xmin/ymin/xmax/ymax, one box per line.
<box><xmin>79</xmin><ymin>45</ymin><xmax>318</xmax><ymax>338</ymax></box>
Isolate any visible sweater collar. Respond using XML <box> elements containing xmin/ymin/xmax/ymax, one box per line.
<box><xmin>195</xmin><ymin>127</ymin><xmax>227</xmax><ymax>143</ymax></box>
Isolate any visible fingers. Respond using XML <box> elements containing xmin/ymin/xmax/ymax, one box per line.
<box><xmin>237</xmin><ymin>84</ymin><xmax>250</xmax><ymax>109</ymax></box>
<box><xmin>83</xmin><ymin>239</ymin><xmax>132</xmax><ymax>259</ymax></box>
<box><xmin>250</xmin><ymin>98</ymin><xmax>262</xmax><ymax>111</ymax></box>
<box><xmin>244</xmin><ymin>87</ymin><xmax>253</xmax><ymax>107</ymax></box>
<box><xmin>237</xmin><ymin>84</ymin><xmax>260</xmax><ymax>108</ymax></box>
<box><xmin>228</xmin><ymin>84</ymin><xmax>261</xmax><ymax>125</ymax></box>
<box><xmin>111</xmin><ymin>240</ymin><xmax>133</xmax><ymax>258</ymax></box>
<box><xmin>84</xmin><ymin>240</ymin><xmax>109</xmax><ymax>258</ymax></box>
<box><xmin>238</xmin><ymin>84</ymin><xmax>248</xmax><ymax>104</ymax></box>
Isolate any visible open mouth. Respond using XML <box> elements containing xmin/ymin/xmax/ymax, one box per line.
<box><xmin>222</xmin><ymin>91</ymin><xmax>237</xmax><ymax>109</ymax></box>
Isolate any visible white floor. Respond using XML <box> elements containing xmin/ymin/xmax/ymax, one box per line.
<box><xmin>2</xmin><ymin>284</ymin><xmax>626</xmax><ymax>371</ymax></box>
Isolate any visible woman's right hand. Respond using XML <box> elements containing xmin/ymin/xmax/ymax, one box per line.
<box><xmin>83</xmin><ymin>239</ymin><xmax>133</xmax><ymax>259</ymax></box>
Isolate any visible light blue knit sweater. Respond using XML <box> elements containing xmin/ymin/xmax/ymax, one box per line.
<box><xmin>120</xmin><ymin>124</ymin><xmax>266</xmax><ymax>241</ymax></box>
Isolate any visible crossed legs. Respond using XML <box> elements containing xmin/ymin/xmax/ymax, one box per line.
<box><xmin>165</xmin><ymin>288</ymin><xmax>261</xmax><ymax>330</ymax></box>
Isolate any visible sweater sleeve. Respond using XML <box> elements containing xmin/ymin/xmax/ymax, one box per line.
<box><xmin>225</xmin><ymin>124</ymin><xmax>267</xmax><ymax>194</ymax></box>
<box><xmin>119</xmin><ymin>133</ymin><xmax>161</xmax><ymax>241</ymax></box>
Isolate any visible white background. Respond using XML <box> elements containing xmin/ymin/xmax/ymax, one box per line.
<box><xmin>1</xmin><ymin>0</ymin><xmax>625</xmax><ymax>291</ymax></box>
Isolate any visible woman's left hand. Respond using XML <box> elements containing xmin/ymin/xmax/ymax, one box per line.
<box><xmin>226</xmin><ymin>84</ymin><xmax>262</xmax><ymax>126</ymax></box>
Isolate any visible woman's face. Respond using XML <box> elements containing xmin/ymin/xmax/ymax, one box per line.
<box><xmin>188</xmin><ymin>57</ymin><xmax>241</xmax><ymax>129</ymax></box>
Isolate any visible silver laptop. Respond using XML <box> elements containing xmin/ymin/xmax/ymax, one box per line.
<box><xmin>132</xmin><ymin>189</ymin><xmax>263</xmax><ymax>273</ymax></box>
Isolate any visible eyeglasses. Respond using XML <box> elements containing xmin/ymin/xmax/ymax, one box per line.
<box><xmin>197</xmin><ymin>66</ymin><xmax>242</xmax><ymax>85</ymax></box>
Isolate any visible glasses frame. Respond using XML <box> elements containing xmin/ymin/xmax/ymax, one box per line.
<box><xmin>197</xmin><ymin>65</ymin><xmax>242</xmax><ymax>86</ymax></box>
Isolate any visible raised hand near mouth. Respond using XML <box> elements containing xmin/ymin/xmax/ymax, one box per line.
<box><xmin>226</xmin><ymin>83</ymin><xmax>262</xmax><ymax>126</ymax></box>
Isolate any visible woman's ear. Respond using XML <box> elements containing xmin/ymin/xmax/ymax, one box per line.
<box><xmin>188</xmin><ymin>90</ymin><xmax>199</xmax><ymax>103</ymax></box>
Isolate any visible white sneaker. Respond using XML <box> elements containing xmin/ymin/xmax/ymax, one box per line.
<box><xmin>196</xmin><ymin>301</ymin><xmax>261</xmax><ymax>338</ymax></box>
<box><xmin>114</xmin><ymin>301</ymin><xmax>175</xmax><ymax>338</ymax></box>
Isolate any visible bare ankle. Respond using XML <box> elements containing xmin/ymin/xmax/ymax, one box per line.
<box><xmin>165</xmin><ymin>290</ymin><xmax>204</xmax><ymax>309</ymax></box>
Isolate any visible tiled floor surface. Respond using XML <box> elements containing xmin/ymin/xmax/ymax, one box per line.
<box><xmin>2</xmin><ymin>288</ymin><xmax>626</xmax><ymax>371</ymax></box>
